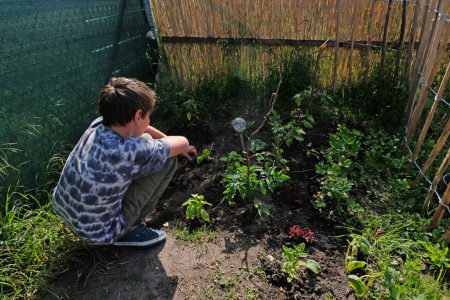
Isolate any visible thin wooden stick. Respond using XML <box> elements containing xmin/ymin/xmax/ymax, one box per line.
<box><xmin>414</xmin><ymin>119</ymin><xmax>450</xmax><ymax>185</ymax></box>
<box><xmin>406</xmin><ymin>0</ymin><xmax>441</xmax><ymax>144</ymax></box>
<box><xmin>310</xmin><ymin>39</ymin><xmax>330</xmax><ymax>112</ymax></box>
<box><xmin>333</xmin><ymin>0</ymin><xmax>341</xmax><ymax>92</ymax></box>
<box><xmin>438</xmin><ymin>226</ymin><xmax>450</xmax><ymax>243</ymax></box>
<box><xmin>364</xmin><ymin>0</ymin><xmax>378</xmax><ymax>82</ymax></box>
<box><xmin>419</xmin><ymin>0</ymin><xmax>444</xmax><ymax>72</ymax></box>
<box><xmin>403</xmin><ymin>0</ymin><xmax>420</xmax><ymax>83</ymax></box>
<box><xmin>405</xmin><ymin>0</ymin><xmax>433</xmax><ymax>126</ymax></box>
<box><xmin>406</xmin><ymin>0</ymin><xmax>448</xmax><ymax>144</ymax></box>
<box><xmin>348</xmin><ymin>1</ymin><xmax>359</xmax><ymax>86</ymax></box>
<box><xmin>429</xmin><ymin>182</ymin><xmax>450</xmax><ymax>229</ymax></box>
<box><xmin>423</xmin><ymin>147</ymin><xmax>450</xmax><ymax>212</ymax></box>
<box><xmin>249</xmin><ymin>74</ymin><xmax>282</xmax><ymax>139</ymax></box>
<box><xmin>395</xmin><ymin>0</ymin><xmax>407</xmax><ymax>80</ymax></box>
<box><xmin>381</xmin><ymin>0</ymin><xmax>393</xmax><ymax>75</ymax></box>
<box><xmin>412</xmin><ymin>61</ymin><xmax>450</xmax><ymax>164</ymax></box>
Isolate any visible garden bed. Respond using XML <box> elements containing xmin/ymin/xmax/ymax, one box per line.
<box><xmin>45</xmin><ymin>120</ymin><xmax>355</xmax><ymax>299</ymax></box>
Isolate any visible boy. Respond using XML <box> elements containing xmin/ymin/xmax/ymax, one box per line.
<box><xmin>52</xmin><ymin>77</ymin><xmax>197</xmax><ymax>247</ymax></box>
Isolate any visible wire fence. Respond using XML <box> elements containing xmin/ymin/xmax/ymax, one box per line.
<box><xmin>0</xmin><ymin>0</ymin><xmax>158</xmax><ymax>191</ymax></box>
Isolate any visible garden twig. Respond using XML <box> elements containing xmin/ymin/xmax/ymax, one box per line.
<box><xmin>249</xmin><ymin>74</ymin><xmax>283</xmax><ymax>140</ymax></box>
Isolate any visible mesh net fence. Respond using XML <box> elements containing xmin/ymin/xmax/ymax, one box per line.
<box><xmin>0</xmin><ymin>0</ymin><xmax>158</xmax><ymax>190</ymax></box>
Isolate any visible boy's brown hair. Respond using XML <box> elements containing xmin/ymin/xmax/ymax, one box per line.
<box><xmin>98</xmin><ymin>77</ymin><xmax>156</xmax><ymax>126</ymax></box>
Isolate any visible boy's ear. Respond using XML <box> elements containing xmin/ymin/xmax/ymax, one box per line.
<box><xmin>133</xmin><ymin>109</ymin><xmax>142</xmax><ymax>123</ymax></box>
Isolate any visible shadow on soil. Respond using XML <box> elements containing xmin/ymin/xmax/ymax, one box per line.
<box><xmin>45</xmin><ymin>243</ymin><xmax>177</xmax><ymax>300</ymax></box>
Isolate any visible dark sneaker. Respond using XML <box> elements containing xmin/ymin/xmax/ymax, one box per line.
<box><xmin>113</xmin><ymin>224</ymin><xmax>166</xmax><ymax>247</ymax></box>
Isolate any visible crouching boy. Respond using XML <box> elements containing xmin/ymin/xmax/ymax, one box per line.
<box><xmin>52</xmin><ymin>77</ymin><xmax>197</xmax><ymax>247</ymax></box>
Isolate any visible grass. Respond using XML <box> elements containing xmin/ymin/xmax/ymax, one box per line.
<box><xmin>0</xmin><ymin>187</ymin><xmax>83</xmax><ymax>299</ymax></box>
<box><xmin>173</xmin><ymin>221</ymin><xmax>216</xmax><ymax>244</ymax></box>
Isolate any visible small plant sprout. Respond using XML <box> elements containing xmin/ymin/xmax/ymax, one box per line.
<box><xmin>196</xmin><ymin>148</ymin><xmax>211</xmax><ymax>164</ymax></box>
<box><xmin>289</xmin><ymin>226</ymin><xmax>316</xmax><ymax>243</ymax></box>
<box><xmin>282</xmin><ymin>243</ymin><xmax>321</xmax><ymax>283</ymax></box>
<box><xmin>182</xmin><ymin>194</ymin><xmax>212</xmax><ymax>223</ymax></box>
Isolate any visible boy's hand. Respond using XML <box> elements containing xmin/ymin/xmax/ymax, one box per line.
<box><xmin>181</xmin><ymin>145</ymin><xmax>197</xmax><ymax>160</ymax></box>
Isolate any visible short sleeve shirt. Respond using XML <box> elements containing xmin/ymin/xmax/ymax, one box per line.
<box><xmin>52</xmin><ymin>117</ymin><xmax>170</xmax><ymax>244</ymax></box>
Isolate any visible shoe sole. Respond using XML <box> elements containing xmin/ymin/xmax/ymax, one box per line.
<box><xmin>112</xmin><ymin>231</ymin><xmax>167</xmax><ymax>247</ymax></box>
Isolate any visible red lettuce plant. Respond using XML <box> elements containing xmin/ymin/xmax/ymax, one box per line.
<box><xmin>289</xmin><ymin>226</ymin><xmax>316</xmax><ymax>243</ymax></box>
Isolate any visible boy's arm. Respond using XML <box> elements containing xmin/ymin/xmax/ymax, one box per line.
<box><xmin>145</xmin><ymin>125</ymin><xmax>166</xmax><ymax>139</ymax></box>
<box><xmin>161</xmin><ymin>136</ymin><xmax>197</xmax><ymax>159</ymax></box>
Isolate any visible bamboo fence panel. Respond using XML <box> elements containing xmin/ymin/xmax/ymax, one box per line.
<box><xmin>406</xmin><ymin>0</ymin><xmax>443</xmax><ymax>144</ymax></box>
<box><xmin>403</xmin><ymin>0</ymin><xmax>450</xmax><ymax>240</ymax></box>
<box><xmin>151</xmin><ymin>0</ymin><xmax>426</xmax><ymax>86</ymax></box>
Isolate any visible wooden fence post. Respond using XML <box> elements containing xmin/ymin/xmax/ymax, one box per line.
<box><xmin>364</xmin><ymin>0</ymin><xmax>378</xmax><ymax>82</ymax></box>
<box><xmin>423</xmin><ymin>147</ymin><xmax>450</xmax><ymax>212</ymax></box>
<box><xmin>412</xmin><ymin>61</ymin><xmax>450</xmax><ymax>167</ymax></box>
<box><xmin>405</xmin><ymin>0</ymin><xmax>435</xmax><ymax>128</ymax></box>
<box><xmin>406</xmin><ymin>0</ymin><xmax>445</xmax><ymax>145</ymax></box>
<box><xmin>403</xmin><ymin>0</ymin><xmax>420</xmax><ymax>83</ymax></box>
<box><xmin>395</xmin><ymin>0</ymin><xmax>407</xmax><ymax>80</ymax></box>
<box><xmin>347</xmin><ymin>1</ymin><xmax>359</xmax><ymax>87</ymax></box>
<box><xmin>381</xmin><ymin>0</ymin><xmax>393</xmax><ymax>76</ymax></box>
<box><xmin>429</xmin><ymin>183</ymin><xmax>450</xmax><ymax>229</ymax></box>
<box><xmin>333</xmin><ymin>0</ymin><xmax>341</xmax><ymax>92</ymax></box>
<box><xmin>414</xmin><ymin>119</ymin><xmax>450</xmax><ymax>186</ymax></box>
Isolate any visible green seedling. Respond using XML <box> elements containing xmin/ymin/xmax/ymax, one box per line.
<box><xmin>282</xmin><ymin>243</ymin><xmax>321</xmax><ymax>283</ymax></box>
<box><xmin>182</xmin><ymin>194</ymin><xmax>212</xmax><ymax>223</ymax></box>
<box><xmin>196</xmin><ymin>148</ymin><xmax>212</xmax><ymax>164</ymax></box>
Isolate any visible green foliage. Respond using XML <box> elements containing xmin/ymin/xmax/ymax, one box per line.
<box><xmin>173</xmin><ymin>221</ymin><xmax>215</xmax><ymax>244</ymax></box>
<box><xmin>196</xmin><ymin>148</ymin><xmax>212</xmax><ymax>164</ymax></box>
<box><xmin>314</xmin><ymin>125</ymin><xmax>362</xmax><ymax>213</ymax></box>
<box><xmin>270</xmin><ymin>92</ymin><xmax>315</xmax><ymax>148</ymax></box>
<box><xmin>265</xmin><ymin>53</ymin><xmax>313</xmax><ymax>110</ymax></box>
<box><xmin>182</xmin><ymin>194</ymin><xmax>212</xmax><ymax>223</ymax></box>
<box><xmin>220</xmin><ymin>152</ymin><xmax>289</xmax><ymax>208</ymax></box>
<box><xmin>343</xmin><ymin>212</ymin><xmax>450</xmax><ymax>299</ymax></box>
<box><xmin>282</xmin><ymin>243</ymin><xmax>321</xmax><ymax>283</ymax></box>
<box><xmin>0</xmin><ymin>187</ymin><xmax>82</xmax><ymax>299</ymax></box>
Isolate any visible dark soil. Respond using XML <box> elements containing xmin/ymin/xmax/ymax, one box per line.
<box><xmin>45</xmin><ymin>120</ymin><xmax>354</xmax><ymax>300</ymax></box>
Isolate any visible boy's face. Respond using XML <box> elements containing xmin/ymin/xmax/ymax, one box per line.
<box><xmin>136</xmin><ymin>110</ymin><xmax>150</xmax><ymax>136</ymax></box>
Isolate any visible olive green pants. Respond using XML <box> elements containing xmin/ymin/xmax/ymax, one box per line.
<box><xmin>121</xmin><ymin>134</ymin><xmax>178</xmax><ymax>229</ymax></box>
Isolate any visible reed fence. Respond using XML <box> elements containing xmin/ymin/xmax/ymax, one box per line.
<box><xmin>151</xmin><ymin>0</ymin><xmax>448</xmax><ymax>87</ymax></box>
<box><xmin>150</xmin><ymin>0</ymin><xmax>450</xmax><ymax>240</ymax></box>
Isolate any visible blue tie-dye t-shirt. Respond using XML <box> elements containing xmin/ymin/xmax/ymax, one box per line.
<box><xmin>52</xmin><ymin>117</ymin><xmax>170</xmax><ymax>244</ymax></box>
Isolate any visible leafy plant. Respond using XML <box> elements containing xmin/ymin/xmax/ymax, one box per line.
<box><xmin>282</xmin><ymin>243</ymin><xmax>321</xmax><ymax>283</ymax></box>
<box><xmin>420</xmin><ymin>241</ymin><xmax>450</xmax><ymax>283</ymax></box>
<box><xmin>269</xmin><ymin>92</ymin><xmax>314</xmax><ymax>166</ymax></box>
<box><xmin>314</xmin><ymin>125</ymin><xmax>362</xmax><ymax>213</ymax></box>
<box><xmin>196</xmin><ymin>148</ymin><xmax>212</xmax><ymax>164</ymax></box>
<box><xmin>220</xmin><ymin>151</ymin><xmax>289</xmax><ymax>210</ymax></box>
<box><xmin>182</xmin><ymin>194</ymin><xmax>212</xmax><ymax>223</ymax></box>
<box><xmin>344</xmin><ymin>233</ymin><xmax>377</xmax><ymax>297</ymax></box>
<box><xmin>289</xmin><ymin>226</ymin><xmax>316</xmax><ymax>243</ymax></box>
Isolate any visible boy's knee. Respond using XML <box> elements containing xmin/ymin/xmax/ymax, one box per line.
<box><xmin>141</xmin><ymin>133</ymin><xmax>153</xmax><ymax>140</ymax></box>
<box><xmin>167</xmin><ymin>156</ymin><xmax>178</xmax><ymax>170</ymax></box>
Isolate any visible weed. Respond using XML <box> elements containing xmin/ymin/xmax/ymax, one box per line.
<box><xmin>127</xmin><ymin>271</ymin><xmax>142</xmax><ymax>283</ymax></box>
<box><xmin>0</xmin><ymin>189</ymin><xmax>82</xmax><ymax>298</ymax></box>
<box><xmin>173</xmin><ymin>221</ymin><xmax>215</xmax><ymax>244</ymax></box>
<box><xmin>246</xmin><ymin>287</ymin><xmax>260</xmax><ymax>300</ymax></box>
<box><xmin>182</xmin><ymin>194</ymin><xmax>212</xmax><ymax>223</ymax></box>
<box><xmin>281</xmin><ymin>243</ymin><xmax>320</xmax><ymax>283</ymax></box>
